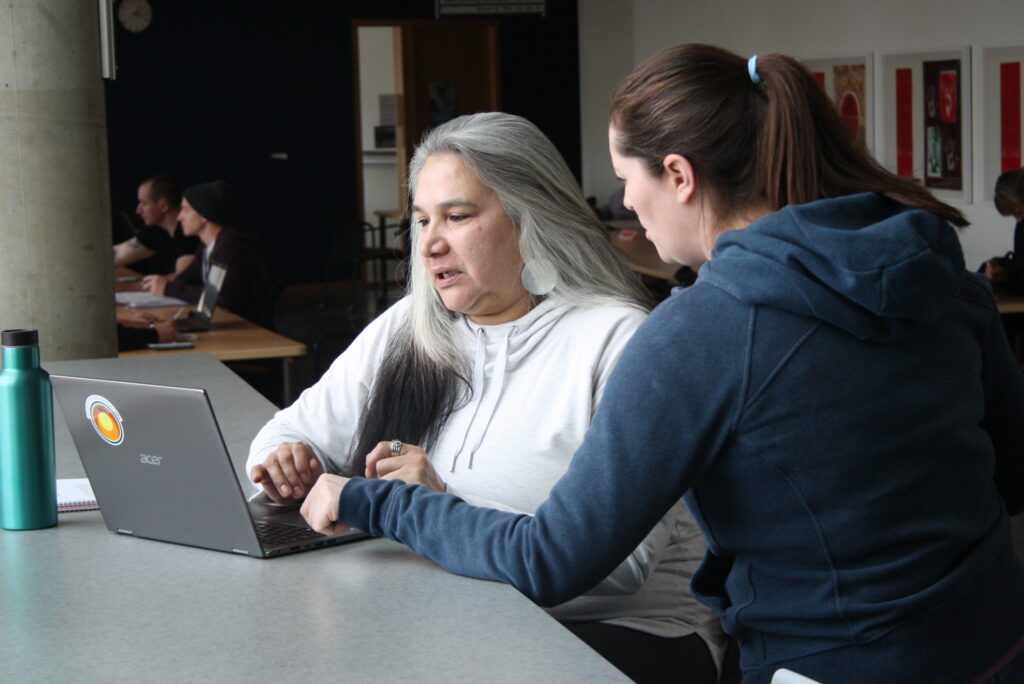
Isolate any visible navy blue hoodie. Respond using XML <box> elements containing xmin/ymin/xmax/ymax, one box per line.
<box><xmin>340</xmin><ymin>193</ymin><xmax>1024</xmax><ymax>682</ymax></box>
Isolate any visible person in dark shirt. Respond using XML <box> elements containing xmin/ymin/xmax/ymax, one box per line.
<box><xmin>983</xmin><ymin>168</ymin><xmax>1024</xmax><ymax>295</ymax></box>
<box><xmin>113</xmin><ymin>173</ymin><xmax>199</xmax><ymax>276</ymax></box>
<box><xmin>140</xmin><ymin>180</ymin><xmax>273</xmax><ymax>324</ymax></box>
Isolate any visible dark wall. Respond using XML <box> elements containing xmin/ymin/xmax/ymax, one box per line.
<box><xmin>105</xmin><ymin>1</ymin><xmax>580</xmax><ymax>283</ymax></box>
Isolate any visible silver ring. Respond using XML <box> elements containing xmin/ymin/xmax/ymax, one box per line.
<box><xmin>389</xmin><ymin>439</ymin><xmax>403</xmax><ymax>457</ymax></box>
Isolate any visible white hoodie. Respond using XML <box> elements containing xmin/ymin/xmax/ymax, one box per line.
<box><xmin>247</xmin><ymin>296</ymin><xmax>723</xmax><ymax>657</ymax></box>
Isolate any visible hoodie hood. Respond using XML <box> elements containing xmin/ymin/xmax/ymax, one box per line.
<box><xmin>700</xmin><ymin>193</ymin><xmax>965</xmax><ymax>343</ymax></box>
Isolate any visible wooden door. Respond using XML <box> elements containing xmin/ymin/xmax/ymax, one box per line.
<box><xmin>395</xmin><ymin>19</ymin><xmax>500</xmax><ymax>201</ymax></box>
<box><xmin>353</xmin><ymin>18</ymin><xmax>500</xmax><ymax>225</ymax></box>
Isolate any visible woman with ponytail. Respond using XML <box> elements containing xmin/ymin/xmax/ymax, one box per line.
<box><xmin>302</xmin><ymin>47</ymin><xmax>1024</xmax><ymax>683</ymax></box>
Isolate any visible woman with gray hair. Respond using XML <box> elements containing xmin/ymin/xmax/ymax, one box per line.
<box><xmin>247</xmin><ymin>113</ymin><xmax>724</xmax><ymax>682</ymax></box>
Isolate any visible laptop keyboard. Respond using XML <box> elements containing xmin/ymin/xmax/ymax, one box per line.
<box><xmin>254</xmin><ymin>520</ymin><xmax>326</xmax><ymax>546</ymax></box>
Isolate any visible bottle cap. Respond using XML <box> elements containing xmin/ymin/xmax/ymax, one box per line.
<box><xmin>1</xmin><ymin>329</ymin><xmax>39</xmax><ymax>347</ymax></box>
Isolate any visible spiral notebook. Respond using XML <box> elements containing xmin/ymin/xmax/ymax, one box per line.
<box><xmin>57</xmin><ymin>478</ymin><xmax>99</xmax><ymax>513</ymax></box>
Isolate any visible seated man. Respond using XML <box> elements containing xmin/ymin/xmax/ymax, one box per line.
<box><xmin>982</xmin><ymin>168</ymin><xmax>1024</xmax><ymax>295</ymax></box>
<box><xmin>141</xmin><ymin>180</ymin><xmax>272</xmax><ymax>324</ymax></box>
<box><xmin>113</xmin><ymin>174</ymin><xmax>198</xmax><ymax>276</ymax></box>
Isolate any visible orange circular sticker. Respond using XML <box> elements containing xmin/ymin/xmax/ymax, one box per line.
<box><xmin>85</xmin><ymin>395</ymin><xmax>124</xmax><ymax>446</ymax></box>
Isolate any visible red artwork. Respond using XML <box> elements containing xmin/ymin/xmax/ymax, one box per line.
<box><xmin>812</xmin><ymin>71</ymin><xmax>826</xmax><ymax>89</ymax></box>
<box><xmin>833</xmin><ymin>64</ymin><xmax>866</xmax><ymax>147</ymax></box>
<box><xmin>839</xmin><ymin>92</ymin><xmax>860</xmax><ymax>138</ymax></box>
<box><xmin>1001</xmin><ymin>61</ymin><xmax>1021</xmax><ymax>172</ymax></box>
<box><xmin>923</xmin><ymin>59</ymin><xmax>962</xmax><ymax>191</ymax></box>
<box><xmin>896</xmin><ymin>68</ymin><xmax>913</xmax><ymax>178</ymax></box>
<box><xmin>938</xmin><ymin>70</ymin><xmax>958</xmax><ymax>123</ymax></box>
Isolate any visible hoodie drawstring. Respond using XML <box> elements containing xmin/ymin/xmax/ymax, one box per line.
<box><xmin>448</xmin><ymin>326</ymin><xmax>513</xmax><ymax>472</ymax></box>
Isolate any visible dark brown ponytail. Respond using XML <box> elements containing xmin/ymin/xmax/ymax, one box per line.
<box><xmin>610</xmin><ymin>44</ymin><xmax>967</xmax><ymax>227</ymax></box>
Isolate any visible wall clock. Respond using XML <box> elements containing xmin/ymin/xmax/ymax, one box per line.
<box><xmin>117</xmin><ymin>0</ymin><xmax>152</xmax><ymax>33</ymax></box>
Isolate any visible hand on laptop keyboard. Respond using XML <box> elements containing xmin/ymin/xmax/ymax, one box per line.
<box><xmin>250</xmin><ymin>442</ymin><xmax>325</xmax><ymax>505</ymax></box>
<box><xmin>300</xmin><ymin>474</ymin><xmax>353</xmax><ymax>536</ymax></box>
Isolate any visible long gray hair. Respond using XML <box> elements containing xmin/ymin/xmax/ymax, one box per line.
<box><xmin>347</xmin><ymin>112</ymin><xmax>649</xmax><ymax>474</ymax></box>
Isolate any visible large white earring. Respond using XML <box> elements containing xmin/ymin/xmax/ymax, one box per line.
<box><xmin>521</xmin><ymin>259</ymin><xmax>557</xmax><ymax>296</ymax></box>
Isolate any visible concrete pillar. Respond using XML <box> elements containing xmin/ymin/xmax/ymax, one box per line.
<box><xmin>0</xmin><ymin>0</ymin><xmax>116</xmax><ymax>361</ymax></box>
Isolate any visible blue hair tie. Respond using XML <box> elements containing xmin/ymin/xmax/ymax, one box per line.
<box><xmin>748</xmin><ymin>55</ymin><xmax>762</xmax><ymax>84</ymax></box>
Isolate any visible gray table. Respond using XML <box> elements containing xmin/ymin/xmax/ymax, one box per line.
<box><xmin>0</xmin><ymin>354</ymin><xmax>627</xmax><ymax>683</ymax></box>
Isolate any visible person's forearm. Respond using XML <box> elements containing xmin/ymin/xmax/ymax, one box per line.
<box><xmin>163</xmin><ymin>278</ymin><xmax>201</xmax><ymax>303</ymax></box>
<box><xmin>338</xmin><ymin>450</ymin><xmax>682</xmax><ymax>608</ymax></box>
<box><xmin>113</xmin><ymin>239</ymin><xmax>154</xmax><ymax>267</ymax></box>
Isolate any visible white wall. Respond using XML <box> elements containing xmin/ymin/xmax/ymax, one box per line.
<box><xmin>577</xmin><ymin>0</ymin><xmax>633</xmax><ymax>208</ymax></box>
<box><xmin>358</xmin><ymin>26</ymin><xmax>396</xmax><ymax>153</ymax></box>
<box><xmin>357</xmin><ymin>25</ymin><xmax>401</xmax><ymax>260</ymax></box>
<box><xmin>578</xmin><ymin>0</ymin><xmax>1024</xmax><ymax>268</ymax></box>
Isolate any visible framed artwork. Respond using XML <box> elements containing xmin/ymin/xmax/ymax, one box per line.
<box><xmin>880</xmin><ymin>47</ymin><xmax>972</xmax><ymax>203</ymax></box>
<box><xmin>982</xmin><ymin>44</ymin><xmax>1024</xmax><ymax>195</ymax></box>
<box><xmin>802</xmin><ymin>54</ymin><xmax>874</xmax><ymax>153</ymax></box>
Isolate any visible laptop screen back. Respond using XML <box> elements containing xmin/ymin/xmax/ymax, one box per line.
<box><xmin>50</xmin><ymin>375</ymin><xmax>264</xmax><ymax>556</ymax></box>
<box><xmin>196</xmin><ymin>261</ymin><xmax>227</xmax><ymax>320</ymax></box>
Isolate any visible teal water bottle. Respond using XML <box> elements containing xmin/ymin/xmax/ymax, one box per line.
<box><xmin>0</xmin><ymin>329</ymin><xmax>57</xmax><ymax>530</ymax></box>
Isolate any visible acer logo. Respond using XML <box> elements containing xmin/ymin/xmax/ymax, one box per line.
<box><xmin>139</xmin><ymin>454</ymin><xmax>163</xmax><ymax>466</ymax></box>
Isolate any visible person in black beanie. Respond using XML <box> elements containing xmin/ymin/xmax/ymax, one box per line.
<box><xmin>141</xmin><ymin>180</ymin><xmax>273</xmax><ymax>324</ymax></box>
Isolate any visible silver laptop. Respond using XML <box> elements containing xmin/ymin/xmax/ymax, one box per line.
<box><xmin>51</xmin><ymin>374</ymin><xmax>365</xmax><ymax>557</ymax></box>
<box><xmin>175</xmin><ymin>260</ymin><xmax>226</xmax><ymax>332</ymax></box>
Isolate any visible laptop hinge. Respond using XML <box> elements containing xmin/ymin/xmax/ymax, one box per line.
<box><xmin>230</xmin><ymin>548</ymin><xmax>251</xmax><ymax>556</ymax></box>
<box><xmin>116</xmin><ymin>528</ymin><xmax>134</xmax><ymax>535</ymax></box>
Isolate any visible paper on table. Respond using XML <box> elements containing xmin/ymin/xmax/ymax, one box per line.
<box><xmin>116</xmin><ymin>291</ymin><xmax>187</xmax><ymax>308</ymax></box>
<box><xmin>56</xmin><ymin>478</ymin><xmax>98</xmax><ymax>513</ymax></box>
